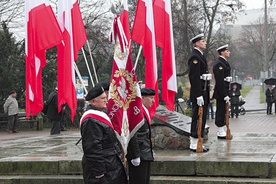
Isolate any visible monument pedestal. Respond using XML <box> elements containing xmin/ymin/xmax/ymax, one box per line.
<box><xmin>151</xmin><ymin>105</ymin><xmax>209</xmax><ymax>150</ymax></box>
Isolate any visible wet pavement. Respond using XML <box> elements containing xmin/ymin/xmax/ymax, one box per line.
<box><xmin>0</xmin><ymin>85</ymin><xmax>275</xmax><ymax>180</ymax></box>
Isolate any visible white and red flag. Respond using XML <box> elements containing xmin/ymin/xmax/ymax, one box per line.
<box><xmin>131</xmin><ymin>0</ymin><xmax>158</xmax><ymax>118</ymax></box>
<box><xmin>57</xmin><ymin>0</ymin><xmax>87</xmax><ymax>120</ymax></box>
<box><xmin>25</xmin><ymin>0</ymin><xmax>63</xmax><ymax>118</ymax></box>
<box><xmin>153</xmin><ymin>0</ymin><xmax>177</xmax><ymax>111</ymax></box>
<box><xmin>107</xmin><ymin>0</ymin><xmax>144</xmax><ymax>153</ymax></box>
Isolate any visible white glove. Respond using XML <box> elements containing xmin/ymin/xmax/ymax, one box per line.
<box><xmin>224</xmin><ymin>96</ymin><xmax>230</xmax><ymax>103</ymax></box>
<box><xmin>131</xmin><ymin>157</ymin><xmax>141</xmax><ymax>167</ymax></box>
<box><xmin>239</xmin><ymin>96</ymin><xmax>242</xmax><ymax>101</ymax></box>
<box><xmin>201</xmin><ymin>74</ymin><xmax>212</xmax><ymax>81</ymax></box>
<box><xmin>196</xmin><ymin>96</ymin><xmax>204</xmax><ymax>106</ymax></box>
<box><xmin>225</xmin><ymin>77</ymin><xmax>232</xmax><ymax>82</ymax></box>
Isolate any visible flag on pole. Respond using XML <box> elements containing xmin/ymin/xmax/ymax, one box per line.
<box><xmin>107</xmin><ymin>0</ymin><xmax>144</xmax><ymax>153</ymax></box>
<box><xmin>25</xmin><ymin>0</ymin><xmax>63</xmax><ymax>118</ymax></box>
<box><xmin>57</xmin><ymin>0</ymin><xmax>87</xmax><ymax>120</ymax></box>
<box><xmin>131</xmin><ymin>0</ymin><xmax>158</xmax><ymax>118</ymax></box>
<box><xmin>153</xmin><ymin>0</ymin><xmax>177</xmax><ymax>111</ymax></box>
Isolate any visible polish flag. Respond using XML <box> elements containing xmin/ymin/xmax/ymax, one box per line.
<box><xmin>57</xmin><ymin>0</ymin><xmax>87</xmax><ymax>120</ymax></box>
<box><xmin>107</xmin><ymin>0</ymin><xmax>144</xmax><ymax>153</ymax></box>
<box><xmin>132</xmin><ymin>0</ymin><xmax>158</xmax><ymax>118</ymax></box>
<box><xmin>25</xmin><ymin>0</ymin><xmax>63</xmax><ymax>118</ymax></box>
<box><xmin>153</xmin><ymin>0</ymin><xmax>177</xmax><ymax>111</ymax></box>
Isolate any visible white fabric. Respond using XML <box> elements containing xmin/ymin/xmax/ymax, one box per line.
<box><xmin>131</xmin><ymin>157</ymin><xmax>141</xmax><ymax>166</ymax></box>
<box><xmin>189</xmin><ymin>136</ymin><xmax>198</xmax><ymax>150</ymax></box>
<box><xmin>201</xmin><ymin>74</ymin><xmax>212</xmax><ymax>81</ymax></box>
<box><xmin>217</xmin><ymin>126</ymin><xmax>226</xmax><ymax>137</ymax></box>
<box><xmin>224</xmin><ymin>96</ymin><xmax>230</xmax><ymax>103</ymax></box>
<box><xmin>224</xmin><ymin>77</ymin><xmax>232</xmax><ymax>82</ymax></box>
<box><xmin>196</xmin><ymin>96</ymin><xmax>204</xmax><ymax>106</ymax></box>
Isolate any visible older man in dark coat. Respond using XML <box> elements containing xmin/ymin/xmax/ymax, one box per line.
<box><xmin>127</xmin><ymin>88</ymin><xmax>155</xmax><ymax>184</ymax></box>
<box><xmin>187</xmin><ymin>33</ymin><xmax>211</xmax><ymax>152</ymax></box>
<box><xmin>80</xmin><ymin>84</ymin><xmax>127</xmax><ymax>184</ymax></box>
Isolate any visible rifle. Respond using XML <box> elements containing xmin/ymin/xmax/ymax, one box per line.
<box><xmin>196</xmin><ymin>106</ymin><xmax>204</xmax><ymax>153</ymax></box>
<box><xmin>225</xmin><ymin>103</ymin><xmax>232</xmax><ymax>139</ymax></box>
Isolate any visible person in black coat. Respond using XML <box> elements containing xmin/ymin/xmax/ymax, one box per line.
<box><xmin>127</xmin><ymin>88</ymin><xmax>155</xmax><ymax>184</ymax></box>
<box><xmin>265</xmin><ymin>85</ymin><xmax>275</xmax><ymax>115</ymax></box>
<box><xmin>46</xmin><ymin>88</ymin><xmax>62</xmax><ymax>135</ymax></box>
<box><xmin>213</xmin><ymin>44</ymin><xmax>232</xmax><ymax>139</ymax></box>
<box><xmin>229</xmin><ymin>84</ymin><xmax>241</xmax><ymax>118</ymax></box>
<box><xmin>187</xmin><ymin>33</ymin><xmax>211</xmax><ymax>152</ymax></box>
<box><xmin>80</xmin><ymin>84</ymin><xmax>127</xmax><ymax>184</ymax></box>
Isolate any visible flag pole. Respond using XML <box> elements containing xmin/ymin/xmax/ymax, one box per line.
<box><xmin>86</xmin><ymin>40</ymin><xmax>99</xmax><ymax>83</ymax></box>
<box><xmin>74</xmin><ymin>62</ymin><xmax>88</xmax><ymax>94</ymax></box>
<box><xmin>133</xmin><ymin>45</ymin><xmax>143</xmax><ymax>71</ymax></box>
<box><xmin>82</xmin><ymin>47</ymin><xmax>95</xmax><ymax>87</ymax></box>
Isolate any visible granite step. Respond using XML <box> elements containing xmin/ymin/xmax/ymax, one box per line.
<box><xmin>0</xmin><ymin>175</ymin><xmax>276</xmax><ymax>184</ymax></box>
<box><xmin>0</xmin><ymin>158</ymin><xmax>275</xmax><ymax>179</ymax></box>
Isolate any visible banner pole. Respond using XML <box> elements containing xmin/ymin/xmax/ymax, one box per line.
<box><xmin>82</xmin><ymin>47</ymin><xmax>95</xmax><ymax>87</ymax></box>
<box><xmin>86</xmin><ymin>40</ymin><xmax>99</xmax><ymax>83</ymax></box>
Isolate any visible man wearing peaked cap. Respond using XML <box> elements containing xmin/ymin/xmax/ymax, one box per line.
<box><xmin>213</xmin><ymin>44</ymin><xmax>232</xmax><ymax>139</ymax></box>
<box><xmin>80</xmin><ymin>83</ymin><xmax>127</xmax><ymax>184</ymax></box>
<box><xmin>187</xmin><ymin>33</ymin><xmax>210</xmax><ymax>152</ymax></box>
<box><xmin>190</xmin><ymin>33</ymin><xmax>205</xmax><ymax>44</ymax></box>
<box><xmin>127</xmin><ymin>87</ymin><xmax>155</xmax><ymax>184</ymax></box>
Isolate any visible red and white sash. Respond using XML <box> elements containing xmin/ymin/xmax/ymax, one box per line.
<box><xmin>80</xmin><ymin>109</ymin><xmax>114</xmax><ymax>129</ymax></box>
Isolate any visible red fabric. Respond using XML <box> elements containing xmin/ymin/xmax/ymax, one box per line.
<box><xmin>57</xmin><ymin>0</ymin><xmax>87</xmax><ymax>121</ymax></box>
<box><xmin>107</xmin><ymin>0</ymin><xmax>144</xmax><ymax>152</ymax></box>
<box><xmin>131</xmin><ymin>0</ymin><xmax>159</xmax><ymax>118</ymax></box>
<box><xmin>80</xmin><ymin>111</ymin><xmax>114</xmax><ymax>129</ymax></box>
<box><xmin>25</xmin><ymin>2</ymin><xmax>63</xmax><ymax>118</ymax></box>
<box><xmin>153</xmin><ymin>0</ymin><xmax>177</xmax><ymax>111</ymax></box>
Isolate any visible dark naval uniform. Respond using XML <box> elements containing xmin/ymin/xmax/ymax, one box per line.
<box><xmin>127</xmin><ymin>106</ymin><xmax>154</xmax><ymax>184</ymax></box>
<box><xmin>80</xmin><ymin>105</ymin><xmax>127</xmax><ymax>184</ymax></box>
<box><xmin>188</xmin><ymin>48</ymin><xmax>210</xmax><ymax>138</ymax></box>
<box><xmin>213</xmin><ymin>56</ymin><xmax>231</xmax><ymax>127</ymax></box>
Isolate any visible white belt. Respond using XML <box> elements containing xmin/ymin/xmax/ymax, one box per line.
<box><xmin>224</xmin><ymin>77</ymin><xmax>232</xmax><ymax>82</ymax></box>
<box><xmin>200</xmin><ymin>74</ymin><xmax>212</xmax><ymax>81</ymax></box>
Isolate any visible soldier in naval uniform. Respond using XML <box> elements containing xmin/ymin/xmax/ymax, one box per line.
<box><xmin>80</xmin><ymin>84</ymin><xmax>127</xmax><ymax>184</ymax></box>
<box><xmin>187</xmin><ymin>33</ymin><xmax>211</xmax><ymax>152</ymax></box>
<box><xmin>212</xmin><ymin>44</ymin><xmax>232</xmax><ymax>139</ymax></box>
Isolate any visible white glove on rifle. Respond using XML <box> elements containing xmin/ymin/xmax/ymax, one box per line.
<box><xmin>224</xmin><ymin>96</ymin><xmax>230</xmax><ymax>103</ymax></box>
<box><xmin>239</xmin><ymin>96</ymin><xmax>242</xmax><ymax>101</ymax></box>
<box><xmin>131</xmin><ymin>157</ymin><xmax>141</xmax><ymax>167</ymax></box>
<box><xmin>196</xmin><ymin>96</ymin><xmax>204</xmax><ymax>106</ymax></box>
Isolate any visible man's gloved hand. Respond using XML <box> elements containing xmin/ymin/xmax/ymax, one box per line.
<box><xmin>239</xmin><ymin>96</ymin><xmax>242</xmax><ymax>101</ymax></box>
<box><xmin>225</xmin><ymin>77</ymin><xmax>232</xmax><ymax>82</ymax></box>
<box><xmin>196</xmin><ymin>96</ymin><xmax>204</xmax><ymax>106</ymax></box>
<box><xmin>131</xmin><ymin>157</ymin><xmax>141</xmax><ymax>167</ymax></box>
<box><xmin>201</xmin><ymin>74</ymin><xmax>212</xmax><ymax>81</ymax></box>
<box><xmin>224</xmin><ymin>96</ymin><xmax>230</xmax><ymax>103</ymax></box>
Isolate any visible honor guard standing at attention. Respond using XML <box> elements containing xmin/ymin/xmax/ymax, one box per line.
<box><xmin>80</xmin><ymin>84</ymin><xmax>127</xmax><ymax>184</ymax></box>
<box><xmin>127</xmin><ymin>88</ymin><xmax>155</xmax><ymax>184</ymax></box>
<box><xmin>213</xmin><ymin>44</ymin><xmax>232</xmax><ymax>139</ymax></box>
<box><xmin>188</xmin><ymin>33</ymin><xmax>211</xmax><ymax>152</ymax></box>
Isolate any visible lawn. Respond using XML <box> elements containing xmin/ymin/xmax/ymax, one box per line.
<box><xmin>240</xmin><ymin>86</ymin><xmax>253</xmax><ymax>98</ymax></box>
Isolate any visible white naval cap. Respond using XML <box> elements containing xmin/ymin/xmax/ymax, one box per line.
<box><xmin>190</xmin><ymin>33</ymin><xmax>204</xmax><ymax>44</ymax></box>
<box><xmin>216</xmin><ymin>44</ymin><xmax>229</xmax><ymax>52</ymax></box>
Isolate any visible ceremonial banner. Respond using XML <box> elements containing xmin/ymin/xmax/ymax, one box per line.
<box><xmin>132</xmin><ymin>0</ymin><xmax>158</xmax><ymax>118</ymax></box>
<box><xmin>57</xmin><ymin>0</ymin><xmax>87</xmax><ymax>120</ymax></box>
<box><xmin>153</xmin><ymin>0</ymin><xmax>177</xmax><ymax>111</ymax></box>
<box><xmin>25</xmin><ymin>0</ymin><xmax>63</xmax><ymax>117</ymax></box>
<box><xmin>108</xmin><ymin>0</ymin><xmax>144</xmax><ymax>153</ymax></box>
